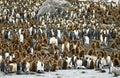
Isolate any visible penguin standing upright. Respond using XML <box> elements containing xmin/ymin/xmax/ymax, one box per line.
<box><xmin>76</xmin><ymin>57</ymin><xmax>83</xmax><ymax>69</ymax></box>
<box><xmin>37</xmin><ymin>61</ymin><xmax>44</xmax><ymax>73</ymax></box>
<box><xmin>22</xmin><ymin>60</ymin><xmax>26</xmax><ymax>72</ymax></box>
<box><xmin>1</xmin><ymin>60</ymin><xmax>7</xmax><ymax>74</ymax></box>
<box><xmin>98</xmin><ymin>58</ymin><xmax>103</xmax><ymax>70</ymax></box>
<box><xmin>95</xmin><ymin>57</ymin><xmax>102</xmax><ymax>70</ymax></box>
<box><xmin>109</xmin><ymin>61</ymin><xmax>114</xmax><ymax>74</ymax></box>
<box><xmin>82</xmin><ymin>57</ymin><xmax>87</xmax><ymax>68</ymax></box>
<box><xmin>17</xmin><ymin>59</ymin><xmax>22</xmax><ymax>74</ymax></box>
<box><xmin>26</xmin><ymin>61</ymin><xmax>30</xmax><ymax>73</ymax></box>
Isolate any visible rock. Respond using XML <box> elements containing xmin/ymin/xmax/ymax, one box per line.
<box><xmin>112</xmin><ymin>67</ymin><xmax>120</xmax><ymax>77</ymax></box>
<box><xmin>99</xmin><ymin>70</ymin><xmax>106</xmax><ymax>73</ymax></box>
<box><xmin>81</xmin><ymin>71</ymin><xmax>86</xmax><ymax>73</ymax></box>
<box><xmin>37</xmin><ymin>0</ymin><xmax>72</xmax><ymax>16</ymax></box>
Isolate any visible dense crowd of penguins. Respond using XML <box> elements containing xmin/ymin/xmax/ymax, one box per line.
<box><xmin>0</xmin><ymin>0</ymin><xmax>120</xmax><ymax>76</ymax></box>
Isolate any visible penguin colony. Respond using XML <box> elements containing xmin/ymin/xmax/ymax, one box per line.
<box><xmin>0</xmin><ymin>0</ymin><xmax>120</xmax><ymax>77</ymax></box>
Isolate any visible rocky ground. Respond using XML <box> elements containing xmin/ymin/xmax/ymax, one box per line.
<box><xmin>0</xmin><ymin>69</ymin><xmax>119</xmax><ymax>78</ymax></box>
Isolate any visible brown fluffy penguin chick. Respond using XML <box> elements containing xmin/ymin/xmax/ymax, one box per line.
<box><xmin>89</xmin><ymin>59</ymin><xmax>94</xmax><ymax>69</ymax></box>
<box><xmin>58</xmin><ymin>60</ymin><xmax>63</xmax><ymax>70</ymax></box>
<box><xmin>91</xmin><ymin>42</ymin><xmax>96</xmax><ymax>50</ymax></box>
<box><xmin>50</xmin><ymin>59</ymin><xmax>57</xmax><ymax>72</ymax></box>
<box><xmin>110</xmin><ymin>41</ymin><xmax>117</xmax><ymax>49</ymax></box>
<box><xmin>63</xmin><ymin>50</ymin><xmax>68</xmax><ymax>58</ymax></box>
<box><xmin>54</xmin><ymin>52</ymin><xmax>59</xmax><ymax>60</ymax></box>
<box><xmin>71</xmin><ymin>48</ymin><xmax>76</xmax><ymax>55</ymax></box>
<box><xmin>30</xmin><ymin>60</ymin><xmax>37</xmax><ymax>72</ymax></box>
<box><xmin>79</xmin><ymin>50</ymin><xmax>85</xmax><ymax>57</ymax></box>
<box><xmin>62</xmin><ymin>58</ymin><xmax>68</xmax><ymax>69</ymax></box>
<box><xmin>96</xmin><ymin>40</ymin><xmax>100</xmax><ymax>48</ymax></box>
<box><xmin>49</xmin><ymin>44</ymin><xmax>55</xmax><ymax>54</ymax></box>
<box><xmin>113</xmin><ymin>58</ymin><xmax>120</xmax><ymax>66</ymax></box>
<box><xmin>87</xmin><ymin>48</ymin><xmax>94</xmax><ymax>56</ymax></box>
